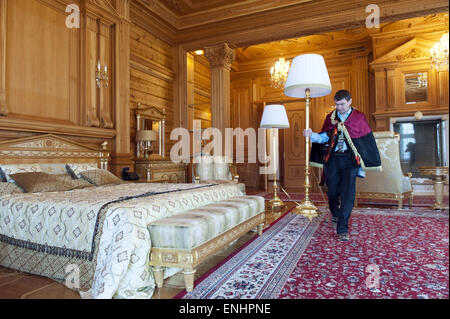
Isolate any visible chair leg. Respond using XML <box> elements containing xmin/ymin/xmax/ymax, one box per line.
<box><xmin>398</xmin><ymin>198</ymin><xmax>403</xmax><ymax>209</ymax></box>
<box><xmin>354</xmin><ymin>195</ymin><xmax>359</xmax><ymax>208</ymax></box>
<box><xmin>153</xmin><ymin>266</ymin><xmax>164</xmax><ymax>288</ymax></box>
<box><xmin>183</xmin><ymin>268</ymin><xmax>196</xmax><ymax>292</ymax></box>
<box><xmin>409</xmin><ymin>194</ymin><xmax>414</xmax><ymax>208</ymax></box>
<box><xmin>257</xmin><ymin>223</ymin><xmax>264</xmax><ymax>236</ymax></box>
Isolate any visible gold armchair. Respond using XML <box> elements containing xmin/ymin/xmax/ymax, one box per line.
<box><xmin>355</xmin><ymin>131</ymin><xmax>413</xmax><ymax>209</ymax></box>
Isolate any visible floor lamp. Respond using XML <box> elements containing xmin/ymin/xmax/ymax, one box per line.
<box><xmin>284</xmin><ymin>54</ymin><xmax>332</xmax><ymax>220</ymax></box>
<box><xmin>260</xmin><ymin>104</ymin><xmax>290</xmax><ymax>208</ymax></box>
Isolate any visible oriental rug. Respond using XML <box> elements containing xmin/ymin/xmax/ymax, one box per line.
<box><xmin>176</xmin><ymin>207</ymin><xmax>449</xmax><ymax>299</ymax></box>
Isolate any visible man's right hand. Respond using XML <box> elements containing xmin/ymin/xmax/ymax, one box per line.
<box><xmin>303</xmin><ymin>128</ymin><xmax>313</xmax><ymax>138</ymax></box>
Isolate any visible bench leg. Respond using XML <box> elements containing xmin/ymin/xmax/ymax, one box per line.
<box><xmin>183</xmin><ymin>268</ymin><xmax>196</xmax><ymax>292</ymax></box>
<box><xmin>257</xmin><ymin>223</ymin><xmax>264</xmax><ymax>236</ymax></box>
<box><xmin>153</xmin><ymin>266</ymin><xmax>164</xmax><ymax>288</ymax></box>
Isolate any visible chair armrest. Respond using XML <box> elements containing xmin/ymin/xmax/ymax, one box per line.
<box><xmin>192</xmin><ymin>163</ymin><xmax>200</xmax><ymax>184</ymax></box>
<box><xmin>229</xmin><ymin>163</ymin><xmax>239</xmax><ymax>181</ymax></box>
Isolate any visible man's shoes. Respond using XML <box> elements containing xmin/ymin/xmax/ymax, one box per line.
<box><xmin>338</xmin><ymin>233</ymin><xmax>350</xmax><ymax>242</ymax></box>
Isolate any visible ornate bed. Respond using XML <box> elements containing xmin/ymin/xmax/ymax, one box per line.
<box><xmin>0</xmin><ymin>134</ymin><xmax>252</xmax><ymax>299</ymax></box>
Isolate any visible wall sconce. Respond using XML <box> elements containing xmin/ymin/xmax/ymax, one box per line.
<box><xmin>96</xmin><ymin>61</ymin><xmax>109</xmax><ymax>89</ymax></box>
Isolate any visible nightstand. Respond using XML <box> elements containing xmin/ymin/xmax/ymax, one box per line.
<box><xmin>135</xmin><ymin>160</ymin><xmax>187</xmax><ymax>183</ymax></box>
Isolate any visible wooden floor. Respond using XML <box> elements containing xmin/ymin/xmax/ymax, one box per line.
<box><xmin>0</xmin><ymin>187</ymin><xmax>285</xmax><ymax>299</ymax></box>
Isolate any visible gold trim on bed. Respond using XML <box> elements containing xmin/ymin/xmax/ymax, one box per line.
<box><xmin>0</xmin><ymin>134</ymin><xmax>109</xmax><ymax>169</ymax></box>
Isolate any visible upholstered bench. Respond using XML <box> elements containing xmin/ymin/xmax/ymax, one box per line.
<box><xmin>148</xmin><ymin>195</ymin><xmax>265</xmax><ymax>292</ymax></box>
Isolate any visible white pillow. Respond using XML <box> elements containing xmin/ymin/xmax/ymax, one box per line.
<box><xmin>0</xmin><ymin>164</ymin><xmax>42</xmax><ymax>182</ymax></box>
<box><xmin>39</xmin><ymin>163</ymin><xmax>68</xmax><ymax>175</ymax></box>
<box><xmin>66</xmin><ymin>163</ymin><xmax>99</xmax><ymax>179</ymax></box>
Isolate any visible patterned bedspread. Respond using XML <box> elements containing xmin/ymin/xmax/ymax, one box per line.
<box><xmin>0</xmin><ymin>182</ymin><xmax>244</xmax><ymax>298</ymax></box>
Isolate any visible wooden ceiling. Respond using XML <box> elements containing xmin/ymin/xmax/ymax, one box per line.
<box><xmin>140</xmin><ymin>0</ymin><xmax>313</xmax><ymax>28</ymax></box>
<box><xmin>131</xmin><ymin>0</ymin><xmax>448</xmax><ymax>50</ymax></box>
<box><xmin>234</xmin><ymin>13</ymin><xmax>449</xmax><ymax>66</ymax></box>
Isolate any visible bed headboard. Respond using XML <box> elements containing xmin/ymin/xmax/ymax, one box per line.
<box><xmin>0</xmin><ymin>134</ymin><xmax>109</xmax><ymax>169</ymax></box>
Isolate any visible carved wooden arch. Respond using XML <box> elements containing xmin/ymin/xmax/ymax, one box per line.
<box><xmin>135</xmin><ymin>102</ymin><xmax>166</xmax><ymax>121</ymax></box>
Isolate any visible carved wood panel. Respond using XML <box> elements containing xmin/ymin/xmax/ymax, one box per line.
<box><xmin>6</xmin><ymin>0</ymin><xmax>80</xmax><ymax>124</ymax></box>
<box><xmin>99</xmin><ymin>21</ymin><xmax>114</xmax><ymax>128</ymax></box>
<box><xmin>0</xmin><ymin>0</ymin><xmax>7</xmax><ymax>116</ymax></box>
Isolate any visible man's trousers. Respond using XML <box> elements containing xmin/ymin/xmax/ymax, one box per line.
<box><xmin>324</xmin><ymin>151</ymin><xmax>359</xmax><ymax>234</ymax></box>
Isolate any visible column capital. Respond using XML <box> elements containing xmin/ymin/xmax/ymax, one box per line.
<box><xmin>205</xmin><ymin>43</ymin><xmax>235</xmax><ymax>70</ymax></box>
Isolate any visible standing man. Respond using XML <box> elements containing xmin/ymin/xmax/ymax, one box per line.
<box><xmin>303</xmin><ymin>90</ymin><xmax>381</xmax><ymax>241</ymax></box>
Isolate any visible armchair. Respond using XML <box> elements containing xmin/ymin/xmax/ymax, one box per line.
<box><xmin>193</xmin><ymin>155</ymin><xmax>244</xmax><ymax>192</ymax></box>
<box><xmin>355</xmin><ymin>131</ymin><xmax>413</xmax><ymax>209</ymax></box>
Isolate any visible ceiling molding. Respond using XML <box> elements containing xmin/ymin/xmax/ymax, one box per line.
<box><xmin>129</xmin><ymin>0</ymin><xmax>448</xmax><ymax>55</ymax></box>
<box><xmin>175</xmin><ymin>0</ymin><xmax>449</xmax><ymax>50</ymax></box>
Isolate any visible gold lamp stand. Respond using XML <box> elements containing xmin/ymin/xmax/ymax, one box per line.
<box><xmin>269</xmin><ymin>128</ymin><xmax>284</xmax><ymax>209</ymax></box>
<box><xmin>292</xmin><ymin>88</ymin><xmax>320</xmax><ymax>220</ymax></box>
<box><xmin>260</xmin><ymin>105</ymin><xmax>290</xmax><ymax>210</ymax></box>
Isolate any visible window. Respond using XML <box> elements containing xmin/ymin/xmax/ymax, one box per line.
<box><xmin>393</xmin><ymin>119</ymin><xmax>445</xmax><ymax>178</ymax></box>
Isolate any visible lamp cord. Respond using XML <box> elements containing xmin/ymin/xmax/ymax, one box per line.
<box><xmin>279</xmin><ymin>167</ymin><xmax>331</xmax><ymax>215</ymax></box>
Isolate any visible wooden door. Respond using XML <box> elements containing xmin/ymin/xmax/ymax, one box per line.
<box><xmin>283</xmin><ymin>101</ymin><xmax>306</xmax><ymax>190</ymax></box>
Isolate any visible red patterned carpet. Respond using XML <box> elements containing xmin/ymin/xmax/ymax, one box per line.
<box><xmin>278</xmin><ymin>208</ymin><xmax>449</xmax><ymax>299</ymax></box>
<box><xmin>177</xmin><ymin>207</ymin><xmax>449</xmax><ymax>299</ymax></box>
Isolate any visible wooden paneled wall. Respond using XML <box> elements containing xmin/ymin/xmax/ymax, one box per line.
<box><xmin>129</xmin><ymin>23</ymin><xmax>175</xmax><ymax>160</ymax></box>
<box><xmin>0</xmin><ymin>0</ymin><xmax>131</xmax><ymax>174</ymax></box>
<box><xmin>193</xmin><ymin>54</ymin><xmax>211</xmax><ymax>130</ymax></box>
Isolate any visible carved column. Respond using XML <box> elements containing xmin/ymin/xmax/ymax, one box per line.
<box><xmin>83</xmin><ymin>13</ymin><xmax>101</xmax><ymax>127</ymax></box>
<box><xmin>351</xmin><ymin>54</ymin><xmax>370</xmax><ymax>116</ymax></box>
<box><xmin>174</xmin><ymin>46</ymin><xmax>189</xmax><ymax>130</ymax></box>
<box><xmin>205</xmin><ymin>43</ymin><xmax>235</xmax><ymax>141</ymax></box>
<box><xmin>110</xmin><ymin>0</ymin><xmax>133</xmax><ymax>176</ymax></box>
<box><xmin>0</xmin><ymin>0</ymin><xmax>7</xmax><ymax>116</ymax></box>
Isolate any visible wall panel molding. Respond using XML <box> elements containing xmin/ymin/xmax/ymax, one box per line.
<box><xmin>0</xmin><ymin>0</ymin><xmax>7</xmax><ymax>116</ymax></box>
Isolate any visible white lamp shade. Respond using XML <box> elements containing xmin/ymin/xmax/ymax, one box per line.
<box><xmin>135</xmin><ymin>130</ymin><xmax>157</xmax><ymax>142</ymax></box>
<box><xmin>260</xmin><ymin>104</ymin><xmax>290</xmax><ymax>129</ymax></box>
<box><xmin>284</xmin><ymin>54</ymin><xmax>332</xmax><ymax>98</ymax></box>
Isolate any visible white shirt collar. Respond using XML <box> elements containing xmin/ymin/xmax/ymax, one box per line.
<box><xmin>337</xmin><ymin>107</ymin><xmax>353</xmax><ymax>120</ymax></box>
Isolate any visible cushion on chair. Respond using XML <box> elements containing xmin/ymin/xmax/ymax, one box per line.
<box><xmin>212</xmin><ymin>156</ymin><xmax>232</xmax><ymax>180</ymax></box>
<box><xmin>148</xmin><ymin>195</ymin><xmax>264</xmax><ymax>250</ymax></box>
<box><xmin>194</xmin><ymin>156</ymin><xmax>235</xmax><ymax>182</ymax></box>
<box><xmin>193</xmin><ymin>156</ymin><xmax>214</xmax><ymax>181</ymax></box>
<box><xmin>356</xmin><ymin>131</ymin><xmax>412</xmax><ymax>194</ymax></box>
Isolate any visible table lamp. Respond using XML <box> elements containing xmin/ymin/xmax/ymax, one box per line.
<box><xmin>136</xmin><ymin>130</ymin><xmax>158</xmax><ymax>158</ymax></box>
<box><xmin>284</xmin><ymin>54</ymin><xmax>332</xmax><ymax>220</ymax></box>
<box><xmin>260</xmin><ymin>104</ymin><xmax>290</xmax><ymax>208</ymax></box>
